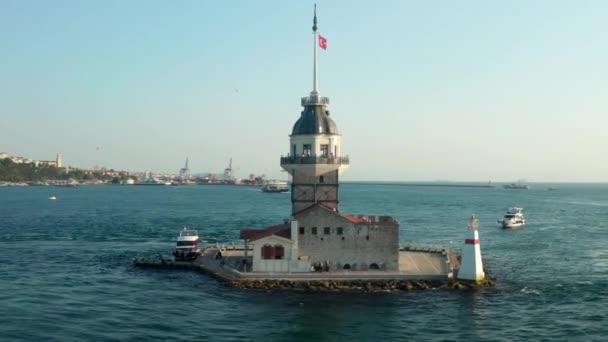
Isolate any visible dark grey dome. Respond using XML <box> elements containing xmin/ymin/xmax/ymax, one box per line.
<box><xmin>291</xmin><ymin>106</ymin><xmax>338</xmax><ymax>135</ymax></box>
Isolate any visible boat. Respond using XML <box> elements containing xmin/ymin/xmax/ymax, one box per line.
<box><xmin>498</xmin><ymin>207</ymin><xmax>527</xmax><ymax>228</ymax></box>
<box><xmin>504</xmin><ymin>180</ymin><xmax>529</xmax><ymax>189</ymax></box>
<box><xmin>135</xmin><ymin>178</ymin><xmax>169</xmax><ymax>186</ymax></box>
<box><xmin>49</xmin><ymin>196</ymin><xmax>57</xmax><ymax>200</ymax></box>
<box><xmin>173</xmin><ymin>227</ymin><xmax>201</xmax><ymax>261</ymax></box>
<box><xmin>261</xmin><ymin>180</ymin><xmax>289</xmax><ymax>193</ymax></box>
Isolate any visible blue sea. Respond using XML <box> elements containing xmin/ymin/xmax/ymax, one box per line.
<box><xmin>1</xmin><ymin>183</ymin><xmax>606</xmax><ymax>341</ymax></box>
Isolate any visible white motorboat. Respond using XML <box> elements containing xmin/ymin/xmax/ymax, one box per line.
<box><xmin>261</xmin><ymin>180</ymin><xmax>289</xmax><ymax>193</ymax></box>
<box><xmin>49</xmin><ymin>196</ymin><xmax>57</xmax><ymax>200</ymax></box>
<box><xmin>498</xmin><ymin>207</ymin><xmax>527</xmax><ymax>228</ymax></box>
<box><xmin>173</xmin><ymin>227</ymin><xmax>201</xmax><ymax>261</ymax></box>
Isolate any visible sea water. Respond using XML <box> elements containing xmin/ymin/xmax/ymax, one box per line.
<box><xmin>0</xmin><ymin>183</ymin><xmax>606</xmax><ymax>341</ymax></box>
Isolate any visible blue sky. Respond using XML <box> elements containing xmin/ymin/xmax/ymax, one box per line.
<box><xmin>1</xmin><ymin>0</ymin><xmax>606</xmax><ymax>181</ymax></box>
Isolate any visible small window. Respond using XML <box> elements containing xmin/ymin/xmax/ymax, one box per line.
<box><xmin>319</xmin><ymin>176</ymin><xmax>324</xmax><ymax>183</ymax></box>
<box><xmin>366</xmin><ymin>236</ymin><xmax>370</xmax><ymax>241</ymax></box>
<box><xmin>261</xmin><ymin>245</ymin><xmax>273</xmax><ymax>260</ymax></box>
<box><xmin>336</xmin><ymin>227</ymin><xmax>343</xmax><ymax>235</ymax></box>
<box><xmin>324</xmin><ymin>227</ymin><xmax>330</xmax><ymax>235</ymax></box>
<box><xmin>299</xmin><ymin>227</ymin><xmax>305</xmax><ymax>234</ymax></box>
<box><xmin>320</xmin><ymin>144</ymin><xmax>329</xmax><ymax>157</ymax></box>
<box><xmin>311</xmin><ymin>227</ymin><xmax>317</xmax><ymax>235</ymax></box>
<box><xmin>292</xmin><ymin>144</ymin><xmax>296</xmax><ymax>156</ymax></box>
<box><xmin>303</xmin><ymin>144</ymin><xmax>312</xmax><ymax>157</ymax></box>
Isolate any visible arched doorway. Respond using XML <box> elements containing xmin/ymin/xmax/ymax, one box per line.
<box><xmin>369</xmin><ymin>263</ymin><xmax>380</xmax><ymax>270</ymax></box>
<box><xmin>261</xmin><ymin>245</ymin><xmax>273</xmax><ymax>260</ymax></box>
<box><xmin>343</xmin><ymin>264</ymin><xmax>351</xmax><ymax>270</ymax></box>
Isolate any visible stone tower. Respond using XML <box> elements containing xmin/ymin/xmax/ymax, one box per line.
<box><xmin>280</xmin><ymin>5</ymin><xmax>349</xmax><ymax>214</ymax></box>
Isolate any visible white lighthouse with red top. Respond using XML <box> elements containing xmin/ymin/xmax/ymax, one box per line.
<box><xmin>458</xmin><ymin>214</ymin><xmax>486</xmax><ymax>281</ymax></box>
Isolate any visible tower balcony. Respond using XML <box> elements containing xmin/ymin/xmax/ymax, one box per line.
<box><xmin>301</xmin><ymin>95</ymin><xmax>330</xmax><ymax>106</ymax></box>
<box><xmin>280</xmin><ymin>155</ymin><xmax>349</xmax><ymax>166</ymax></box>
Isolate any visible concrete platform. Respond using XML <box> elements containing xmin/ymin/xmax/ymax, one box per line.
<box><xmin>132</xmin><ymin>245</ymin><xmax>484</xmax><ymax>291</ymax></box>
<box><xmin>180</xmin><ymin>246</ymin><xmax>457</xmax><ymax>282</ymax></box>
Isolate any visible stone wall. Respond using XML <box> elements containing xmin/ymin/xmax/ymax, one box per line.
<box><xmin>296</xmin><ymin>207</ymin><xmax>400</xmax><ymax>270</ymax></box>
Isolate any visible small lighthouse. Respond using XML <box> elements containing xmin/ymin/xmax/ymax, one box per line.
<box><xmin>458</xmin><ymin>214</ymin><xmax>486</xmax><ymax>281</ymax></box>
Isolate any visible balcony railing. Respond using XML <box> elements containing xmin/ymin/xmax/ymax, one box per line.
<box><xmin>280</xmin><ymin>156</ymin><xmax>349</xmax><ymax>165</ymax></box>
<box><xmin>301</xmin><ymin>95</ymin><xmax>330</xmax><ymax>106</ymax></box>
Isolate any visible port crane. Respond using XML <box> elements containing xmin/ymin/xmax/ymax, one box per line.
<box><xmin>223</xmin><ymin>158</ymin><xmax>233</xmax><ymax>182</ymax></box>
<box><xmin>179</xmin><ymin>158</ymin><xmax>190</xmax><ymax>181</ymax></box>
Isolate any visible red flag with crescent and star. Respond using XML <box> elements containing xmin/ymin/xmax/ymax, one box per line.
<box><xmin>319</xmin><ymin>35</ymin><xmax>327</xmax><ymax>50</ymax></box>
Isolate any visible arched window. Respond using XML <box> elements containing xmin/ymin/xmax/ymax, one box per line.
<box><xmin>261</xmin><ymin>245</ymin><xmax>273</xmax><ymax>260</ymax></box>
<box><xmin>343</xmin><ymin>264</ymin><xmax>351</xmax><ymax>270</ymax></box>
<box><xmin>369</xmin><ymin>263</ymin><xmax>380</xmax><ymax>270</ymax></box>
<box><xmin>274</xmin><ymin>245</ymin><xmax>284</xmax><ymax>260</ymax></box>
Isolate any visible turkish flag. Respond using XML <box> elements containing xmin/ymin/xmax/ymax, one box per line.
<box><xmin>319</xmin><ymin>35</ymin><xmax>327</xmax><ymax>50</ymax></box>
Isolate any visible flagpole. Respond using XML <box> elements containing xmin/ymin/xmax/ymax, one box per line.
<box><xmin>312</xmin><ymin>4</ymin><xmax>318</xmax><ymax>96</ymax></box>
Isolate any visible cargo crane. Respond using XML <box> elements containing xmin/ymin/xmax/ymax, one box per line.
<box><xmin>179</xmin><ymin>158</ymin><xmax>190</xmax><ymax>182</ymax></box>
<box><xmin>223</xmin><ymin>158</ymin><xmax>233</xmax><ymax>183</ymax></box>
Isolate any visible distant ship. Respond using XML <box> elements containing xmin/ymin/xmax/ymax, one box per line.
<box><xmin>261</xmin><ymin>181</ymin><xmax>289</xmax><ymax>193</ymax></box>
<box><xmin>504</xmin><ymin>180</ymin><xmax>529</xmax><ymax>189</ymax></box>
<box><xmin>136</xmin><ymin>171</ymin><xmax>171</xmax><ymax>186</ymax></box>
<box><xmin>135</xmin><ymin>178</ymin><xmax>170</xmax><ymax>186</ymax></box>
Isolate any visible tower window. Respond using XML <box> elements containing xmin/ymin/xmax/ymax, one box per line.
<box><xmin>319</xmin><ymin>176</ymin><xmax>324</xmax><ymax>183</ymax></box>
<box><xmin>324</xmin><ymin>227</ymin><xmax>330</xmax><ymax>235</ymax></box>
<box><xmin>303</xmin><ymin>144</ymin><xmax>312</xmax><ymax>157</ymax></box>
<box><xmin>311</xmin><ymin>227</ymin><xmax>317</xmax><ymax>235</ymax></box>
<box><xmin>336</xmin><ymin>227</ymin><xmax>343</xmax><ymax>235</ymax></box>
<box><xmin>299</xmin><ymin>227</ymin><xmax>305</xmax><ymax>234</ymax></box>
<box><xmin>320</xmin><ymin>144</ymin><xmax>329</xmax><ymax>157</ymax></box>
<box><xmin>292</xmin><ymin>144</ymin><xmax>296</xmax><ymax>156</ymax></box>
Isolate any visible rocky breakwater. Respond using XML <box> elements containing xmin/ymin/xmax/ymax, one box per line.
<box><xmin>133</xmin><ymin>258</ymin><xmax>495</xmax><ymax>291</ymax></box>
<box><xmin>229</xmin><ymin>278</ymin><xmax>495</xmax><ymax>292</ymax></box>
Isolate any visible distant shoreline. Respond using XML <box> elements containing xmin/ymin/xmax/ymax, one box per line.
<box><xmin>343</xmin><ymin>182</ymin><xmax>495</xmax><ymax>188</ymax></box>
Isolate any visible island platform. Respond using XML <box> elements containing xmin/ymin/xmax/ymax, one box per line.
<box><xmin>134</xmin><ymin>245</ymin><xmax>492</xmax><ymax>291</ymax></box>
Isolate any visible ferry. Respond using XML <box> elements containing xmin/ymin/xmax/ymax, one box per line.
<box><xmin>261</xmin><ymin>180</ymin><xmax>289</xmax><ymax>193</ymax></box>
<box><xmin>173</xmin><ymin>227</ymin><xmax>201</xmax><ymax>261</ymax></box>
<box><xmin>135</xmin><ymin>178</ymin><xmax>170</xmax><ymax>186</ymax></box>
<box><xmin>504</xmin><ymin>180</ymin><xmax>529</xmax><ymax>189</ymax></box>
<box><xmin>498</xmin><ymin>207</ymin><xmax>527</xmax><ymax>228</ymax></box>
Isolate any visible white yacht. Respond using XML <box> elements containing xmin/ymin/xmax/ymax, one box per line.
<box><xmin>261</xmin><ymin>180</ymin><xmax>289</xmax><ymax>193</ymax></box>
<box><xmin>173</xmin><ymin>227</ymin><xmax>201</xmax><ymax>261</ymax></box>
<box><xmin>498</xmin><ymin>207</ymin><xmax>527</xmax><ymax>228</ymax></box>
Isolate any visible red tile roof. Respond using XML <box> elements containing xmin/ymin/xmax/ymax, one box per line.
<box><xmin>339</xmin><ymin>213</ymin><xmax>368</xmax><ymax>224</ymax></box>
<box><xmin>239</xmin><ymin>223</ymin><xmax>291</xmax><ymax>242</ymax></box>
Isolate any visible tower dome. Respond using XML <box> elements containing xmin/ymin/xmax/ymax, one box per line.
<box><xmin>291</xmin><ymin>105</ymin><xmax>338</xmax><ymax>135</ymax></box>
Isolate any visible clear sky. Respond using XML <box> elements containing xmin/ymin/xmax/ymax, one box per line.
<box><xmin>1</xmin><ymin>0</ymin><xmax>606</xmax><ymax>182</ymax></box>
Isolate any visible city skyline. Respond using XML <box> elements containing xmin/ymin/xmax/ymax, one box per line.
<box><xmin>1</xmin><ymin>1</ymin><xmax>607</xmax><ymax>182</ymax></box>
